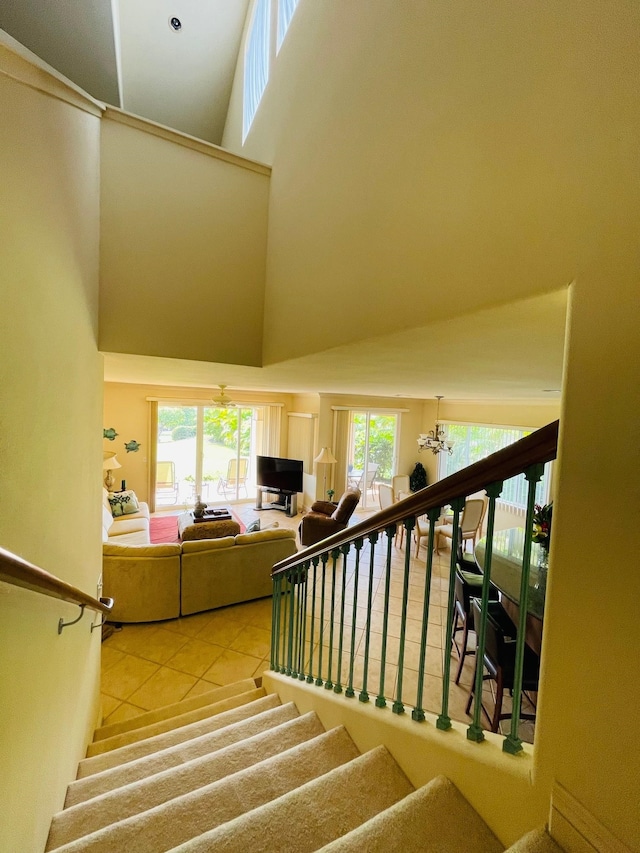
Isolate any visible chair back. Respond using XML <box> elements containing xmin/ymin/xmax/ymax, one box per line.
<box><xmin>461</xmin><ymin>497</ymin><xmax>488</xmax><ymax>536</ymax></box>
<box><xmin>331</xmin><ymin>488</ymin><xmax>361</xmax><ymax>523</ymax></box>
<box><xmin>391</xmin><ymin>474</ymin><xmax>410</xmax><ymax>500</ymax></box>
<box><xmin>157</xmin><ymin>461</ymin><xmax>176</xmax><ymax>488</ymax></box>
<box><xmin>378</xmin><ymin>483</ymin><xmax>394</xmax><ymax>511</ymax></box>
<box><xmin>226</xmin><ymin>457</ymin><xmax>248</xmax><ymax>486</ymax></box>
<box><xmin>364</xmin><ymin>464</ymin><xmax>379</xmax><ymax>488</ymax></box>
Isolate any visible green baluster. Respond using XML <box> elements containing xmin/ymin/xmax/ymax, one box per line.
<box><xmin>286</xmin><ymin>571</ymin><xmax>296</xmax><ymax>676</ymax></box>
<box><xmin>307</xmin><ymin>557</ymin><xmax>319</xmax><ymax>683</ymax></box>
<box><xmin>315</xmin><ymin>553</ymin><xmax>328</xmax><ymax>686</ymax></box>
<box><xmin>271</xmin><ymin>574</ymin><xmax>281</xmax><ymax>670</ymax></box>
<box><xmin>359</xmin><ymin>531</ymin><xmax>378</xmax><ymax>703</ymax></box>
<box><xmin>467</xmin><ymin>482</ymin><xmax>503</xmax><ymax>742</ymax></box>
<box><xmin>334</xmin><ymin>544</ymin><xmax>351</xmax><ymax>693</ymax></box>
<box><xmin>299</xmin><ymin>562</ymin><xmax>309</xmax><ymax>680</ymax></box>
<box><xmin>291</xmin><ymin>568</ymin><xmax>301</xmax><ymax>678</ymax></box>
<box><xmin>376</xmin><ymin>525</ymin><xmax>396</xmax><ymax>708</ymax></box>
<box><xmin>325</xmin><ymin>549</ymin><xmax>340</xmax><ymax>690</ymax></box>
<box><xmin>504</xmin><ymin>463</ymin><xmax>544</xmax><ymax>755</ymax></box>
<box><xmin>412</xmin><ymin>506</ymin><xmax>441</xmax><ymax>722</ymax></box>
<box><xmin>437</xmin><ymin>496</ymin><xmax>465</xmax><ymax>731</ymax></box>
<box><xmin>346</xmin><ymin>538</ymin><xmax>363</xmax><ymax>698</ymax></box>
<box><xmin>393</xmin><ymin>517</ymin><xmax>415</xmax><ymax>714</ymax></box>
<box><xmin>280</xmin><ymin>572</ymin><xmax>289</xmax><ymax>674</ymax></box>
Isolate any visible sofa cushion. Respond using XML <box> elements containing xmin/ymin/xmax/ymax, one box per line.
<box><xmin>108</xmin><ymin>516</ymin><xmax>149</xmax><ymax>537</ymax></box>
<box><xmin>103</xmin><ymin>543</ymin><xmax>181</xmax><ymax>557</ymax></box>
<box><xmin>102</xmin><ymin>505</ymin><xmax>114</xmax><ymax>541</ymax></box>
<box><xmin>108</xmin><ymin>490</ymin><xmax>140</xmax><ymax>517</ymax></box>
<box><xmin>235</xmin><ymin>528</ymin><xmax>296</xmax><ymax>546</ymax></box>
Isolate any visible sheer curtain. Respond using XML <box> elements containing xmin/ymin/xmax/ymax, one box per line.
<box><xmin>148</xmin><ymin>401</ymin><xmax>158</xmax><ymax>513</ymax></box>
<box><xmin>331</xmin><ymin>409</ymin><xmax>351</xmax><ymax>498</ymax></box>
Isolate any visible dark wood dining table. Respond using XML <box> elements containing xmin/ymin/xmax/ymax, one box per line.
<box><xmin>475</xmin><ymin>527</ymin><xmax>548</xmax><ymax>654</ymax></box>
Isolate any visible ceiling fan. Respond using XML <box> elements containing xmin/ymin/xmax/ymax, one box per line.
<box><xmin>212</xmin><ymin>384</ymin><xmax>236</xmax><ymax>407</ymax></box>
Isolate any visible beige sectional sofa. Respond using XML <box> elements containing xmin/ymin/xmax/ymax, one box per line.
<box><xmin>101</xmin><ymin>491</ymin><xmax>297</xmax><ymax>623</ymax></box>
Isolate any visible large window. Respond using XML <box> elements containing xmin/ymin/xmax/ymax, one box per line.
<box><xmin>347</xmin><ymin>412</ymin><xmax>398</xmax><ymax>509</ymax></box>
<box><xmin>438</xmin><ymin>423</ymin><xmax>551</xmax><ymax>510</ymax></box>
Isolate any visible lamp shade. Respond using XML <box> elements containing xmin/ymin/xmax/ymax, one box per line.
<box><xmin>314</xmin><ymin>447</ymin><xmax>337</xmax><ymax>465</ymax></box>
<box><xmin>103</xmin><ymin>451</ymin><xmax>121</xmax><ymax>471</ymax></box>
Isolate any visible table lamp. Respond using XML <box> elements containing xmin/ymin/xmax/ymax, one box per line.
<box><xmin>103</xmin><ymin>451</ymin><xmax>121</xmax><ymax>490</ymax></box>
<box><xmin>314</xmin><ymin>446</ymin><xmax>337</xmax><ymax>499</ymax></box>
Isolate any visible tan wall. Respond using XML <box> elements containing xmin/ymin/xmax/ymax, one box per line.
<box><xmin>0</xmin><ymin>38</ymin><xmax>104</xmax><ymax>851</ymax></box>
<box><xmin>99</xmin><ymin>112</ymin><xmax>270</xmax><ymax>366</ymax></box>
<box><xmin>224</xmin><ymin>2</ymin><xmax>640</xmax><ymax>845</ymax></box>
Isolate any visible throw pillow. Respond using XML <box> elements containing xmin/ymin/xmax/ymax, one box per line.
<box><xmin>108</xmin><ymin>490</ymin><xmax>140</xmax><ymax>517</ymax></box>
<box><xmin>245</xmin><ymin>519</ymin><xmax>261</xmax><ymax>534</ymax></box>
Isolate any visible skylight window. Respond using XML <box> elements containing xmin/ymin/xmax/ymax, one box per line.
<box><xmin>277</xmin><ymin>0</ymin><xmax>299</xmax><ymax>51</ymax></box>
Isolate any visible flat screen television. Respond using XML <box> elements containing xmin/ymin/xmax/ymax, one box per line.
<box><xmin>256</xmin><ymin>455</ymin><xmax>304</xmax><ymax>494</ymax></box>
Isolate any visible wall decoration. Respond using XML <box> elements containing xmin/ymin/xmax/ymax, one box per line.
<box><xmin>124</xmin><ymin>440</ymin><xmax>141</xmax><ymax>453</ymax></box>
<box><xmin>103</xmin><ymin>427</ymin><xmax>118</xmax><ymax>441</ymax></box>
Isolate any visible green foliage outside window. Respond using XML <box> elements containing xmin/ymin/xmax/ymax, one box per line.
<box><xmin>352</xmin><ymin>413</ymin><xmax>396</xmax><ymax>482</ymax></box>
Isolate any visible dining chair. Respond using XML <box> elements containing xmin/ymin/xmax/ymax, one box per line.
<box><xmin>391</xmin><ymin>474</ymin><xmax>410</xmax><ymax>501</ymax></box>
<box><xmin>436</xmin><ymin>497</ymin><xmax>488</xmax><ymax>554</ymax></box>
<box><xmin>465</xmin><ymin>598</ymin><xmax>540</xmax><ymax>733</ymax></box>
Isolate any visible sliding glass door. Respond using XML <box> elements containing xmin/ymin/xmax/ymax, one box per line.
<box><xmin>156</xmin><ymin>404</ymin><xmax>257</xmax><ymax>508</ymax></box>
<box><xmin>346</xmin><ymin>412</ymin><xmax>398</xmax><ymax>509</ymax></box>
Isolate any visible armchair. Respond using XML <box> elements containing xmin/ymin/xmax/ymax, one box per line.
<box><xmin>299</xmin><ymin>488</ymin><xmax>361</xmax><ymax>547</ymax></box>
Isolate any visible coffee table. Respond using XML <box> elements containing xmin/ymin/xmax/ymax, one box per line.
<box><xmin>177</xmin><ymin>509</ymin><xmax>240</xmax><ymax>542</ymax></box>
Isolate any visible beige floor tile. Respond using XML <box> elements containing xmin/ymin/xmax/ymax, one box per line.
<box><xmin>102</xmin><ymin>700</ymin><xmax>148</xmax><ymax>727</ymax></box>
<box><xmin>195</xmin><ymin>616</ymin><xmax>246</xmax><ymax>647</ymax></box>
<box><xmin>99</xmin><ymin>693</ymin><xmax>122</xmax><ymax>722</ymax></box>
<box><xmin>162</xmin><ymin>611</ymin><xmax>215</xmax><ymax>637</ymax></box>
<box><xmin>101</xmin><ymin>653</ymin><xmax>160</xmax><ymax>701</ymax></box>
<box><xmin>101</xmin><ymin>646</ymin><xmax>126</xmax><ymax>672</ymax></box>
<box><xmin>202</xmin><ymin>649</ymin><xmax>263</xmax><ymax>686</ymax></box>
<box><xmin>127</xmin><ymin>666</ymin><xmax>198</xmax><ymax>711</ymax></box>
<box><xmin>229</xmin><ymin>624</ymin><xmax>272</xmax><ymax>659</ymax></box>
<box><xmin>103</xmin><ymin>623</ymin><xmax>161</xmax><ymax>656</ymax></box>
<box><xmin>165</xmin><ymin>637</ymin><xmax>226</xmax><ymax>677</ymax></box>
<box><xmin>128</xmin><ymin>627</ymin><xmax>191</xmax><ymax>665</ymax></box>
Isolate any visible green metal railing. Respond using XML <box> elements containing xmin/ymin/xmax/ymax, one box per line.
<box><xmin>271</xmin><ymin>421</ymin><xmax>558</xmax><ymax>752</ymax></box>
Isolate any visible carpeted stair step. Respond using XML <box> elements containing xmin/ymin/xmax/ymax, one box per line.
<box><xmin>164</xmin><ymin>744</ymin><xmax>414</xmax><ymax>853</ymax></box>
<box><xmin>46</xmin><ymin>724</ymin><xmax>360</xmax><ymax>853</ymax></box>
<box><xmin>79</xmin><ymin>687</ymin><xmax>267</xmax><ymax>774</ymax></box>
<box><xmin>87</xmin><ymin>685</ymin><xmax>266</xmax><ymax>756</ymax></box>
<box><xmin>93</xmin><ymin>678</ymin><xmax>258</xmax><ymax>742</ymax></box>
<box><xmin>66</xmin><ymin>696</ymin><xmax>287</xmax><ymax>807</ymax></box>
<box><xmin>504</xmin><ymin>828</ymin><xmax>565</xmax><ymax>852</ymax></box>
<box><xmin>315</xmin><ymin>775</ymin><xmax>503</xmax><ymax>852</ymax></box>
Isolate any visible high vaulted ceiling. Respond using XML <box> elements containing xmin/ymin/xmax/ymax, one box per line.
<box><xmin>0</xmin><ymin>2</ymin><xmax>569</xmax><ymax>400</ymax></box>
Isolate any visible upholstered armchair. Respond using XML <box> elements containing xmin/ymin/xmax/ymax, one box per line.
<box><xmin>299</xmin><ymin>488</ymin><xmax>361</xmax><ymax>547</ymax></box>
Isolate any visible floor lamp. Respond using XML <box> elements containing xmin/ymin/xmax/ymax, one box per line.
<box><xmin>314</xmin><ymin>447</ymin><xmax>337</xmax><ymax>499</ymax></box>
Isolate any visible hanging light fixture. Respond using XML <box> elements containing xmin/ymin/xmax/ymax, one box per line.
<box><xmin>417</xmin><ymin>396</ymin><xmax>454</xmax><ymax>455</ymax></box>
<box><xmin>211</xmin><ymin>385</ymin><xmax>236</xmax><ymax>407</ymax></box>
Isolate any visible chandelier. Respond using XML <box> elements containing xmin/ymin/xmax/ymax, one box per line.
<box><xmin>417</xmin><ymin>396</ymin><xmax>454</xmax><ymax>455</ymax></box>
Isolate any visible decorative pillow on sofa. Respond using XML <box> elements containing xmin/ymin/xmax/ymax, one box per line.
<box><xmin>108</xmin><ymin>490</ymin><xmax>140</xmax><ymax>517</ymax></box>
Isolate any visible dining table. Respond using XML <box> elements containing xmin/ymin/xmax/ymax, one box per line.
<box><xmin>474</xmin><ymin>527</ymin><xmax>548</xmax><ymax>654</ymax></box>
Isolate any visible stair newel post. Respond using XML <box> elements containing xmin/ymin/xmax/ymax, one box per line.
<box><xmin>359</xmin><ymin>531</ymin><xmax>378</xmax><ymax>703</ymax></box>
<box><xmin>376</xmin><ymin>524</ymin><xmax>397</xmax><ymax>708</ymax></box>
<box><xmin>334</xmin><ymin>543</ymin><xmax>351</xmax><ymax>694</ymax></box>
<box><xmin>467</xmin><ymin>482</ymin><xmax>502</xmax><ymax>742</ymax></box>
<box><xmin>307</xmin><ymin>556</ymin><xmax>319</xmax><ymax>684</ymax></box>
<box><xmin>324</xmin><ymin>548</ymin><xmax>340</xmax><ymax>690</ymax></box>
<box><xmin>315</xmin><ymin>551</ymin><xmax>328</xmax><ymax>686</ymax></box>
<box><xmin>286</xmin><ymin>570</ymin><xmax>296</xmax><ymax>677</ymax></box>
<box><xmin>412</xmin><ymin>506</ymin><xmax>441</xmax><ymax>722</ymax></box>
<box><xmin>298</xmin><ymin>563</ymin><xmax>309</xmax><ymax>680</ymax></box>
<box><xmin>393</xmin><ymin>517</ymin><xmax>415</xmax><ymax>715</ymax></box>
<box><xmin>504</xmin><ymin>463</ymin><xmax>544</xmax><ymax>755</ymax></box>
<box><xmin>271</xmin><ymin>573</ymin><xmax>282</xmax><ymax>670</ymax></box>
<box><xmin>345</xmin><ymin>538</ymin><xmax>363</xmax><ymax>698</ymax></box>
<box><xmin>437</xmin><ymin>496</ymin><xmax>465</xmax><ymax>731</ymax></box>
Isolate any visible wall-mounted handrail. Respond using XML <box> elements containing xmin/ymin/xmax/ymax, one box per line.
<box><xmin>0</xmin><ymin>546</ymin><xmax>111</xmax><ymax>614</ymax></box>
<box><xmin>273</xmin><ymin>420</ymin><xmax>559</xmax><ymax>575</ymax></box>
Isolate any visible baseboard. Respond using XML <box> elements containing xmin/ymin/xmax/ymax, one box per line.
<box><xmin>550</xmin><ymin>783</ymin><xmax>632</xmax><ymax>852</ymax></box>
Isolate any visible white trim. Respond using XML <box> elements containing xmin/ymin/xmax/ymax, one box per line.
<box><xmin>287</xmin><ymin>412</ymin><xmax>317</xmax><ymax>419</ymax></box>
<box><xmin>330</xmin><ymin>406</ymin><xmax>410</xmax><ymax>413</ymax></box>
<box><xmin>146</xmin><ymin>397</ymin><xmax>284</xmax><ymax>406</ymax></box>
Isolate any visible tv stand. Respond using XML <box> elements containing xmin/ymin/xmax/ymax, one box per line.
<box><xmin>255</xmin><ymin>486</ymin><xmax>298</xmax><ymax>517</ymax></box>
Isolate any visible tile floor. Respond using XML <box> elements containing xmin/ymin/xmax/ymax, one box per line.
<box><xmin>100</xmin><ymin>501</ymin><xmax>535</xmax><ymax>742</ymax></box>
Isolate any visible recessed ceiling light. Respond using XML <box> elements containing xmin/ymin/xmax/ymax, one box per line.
<box><xmin>169</xmin><ymin>17</ymin><xmax>182</xmax><ymax>31</ymax></box>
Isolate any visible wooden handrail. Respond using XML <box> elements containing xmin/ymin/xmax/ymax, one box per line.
<box><xmin>273</xmin><ymin>419</ymin><xmax>559</xmax><ymax>576</ymax></box>
<box><xmin>0</xmin><ymin>546</ymin><xmax>111</xmax><ymax>614</ymax></box>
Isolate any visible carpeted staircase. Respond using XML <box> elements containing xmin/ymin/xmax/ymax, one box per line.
<box><xmin>46</xmin><ymin>678</ymin><xmax>563</xmax><ymax>853</ymax></box>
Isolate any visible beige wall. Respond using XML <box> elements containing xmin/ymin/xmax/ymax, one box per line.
<box><xmin>224</xmin><ymin>2</ymin><xmax>640</xmax><ymax>845</ymax></box>
<box><xmin>99</xmin><ymin>111</ymin><xmax>270</xmax><ymax>366</ymax></box>
<box><xmin>0</xmin><ymin>37</ymin><xmax>104</xmax><ymax>851</ymax></box>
